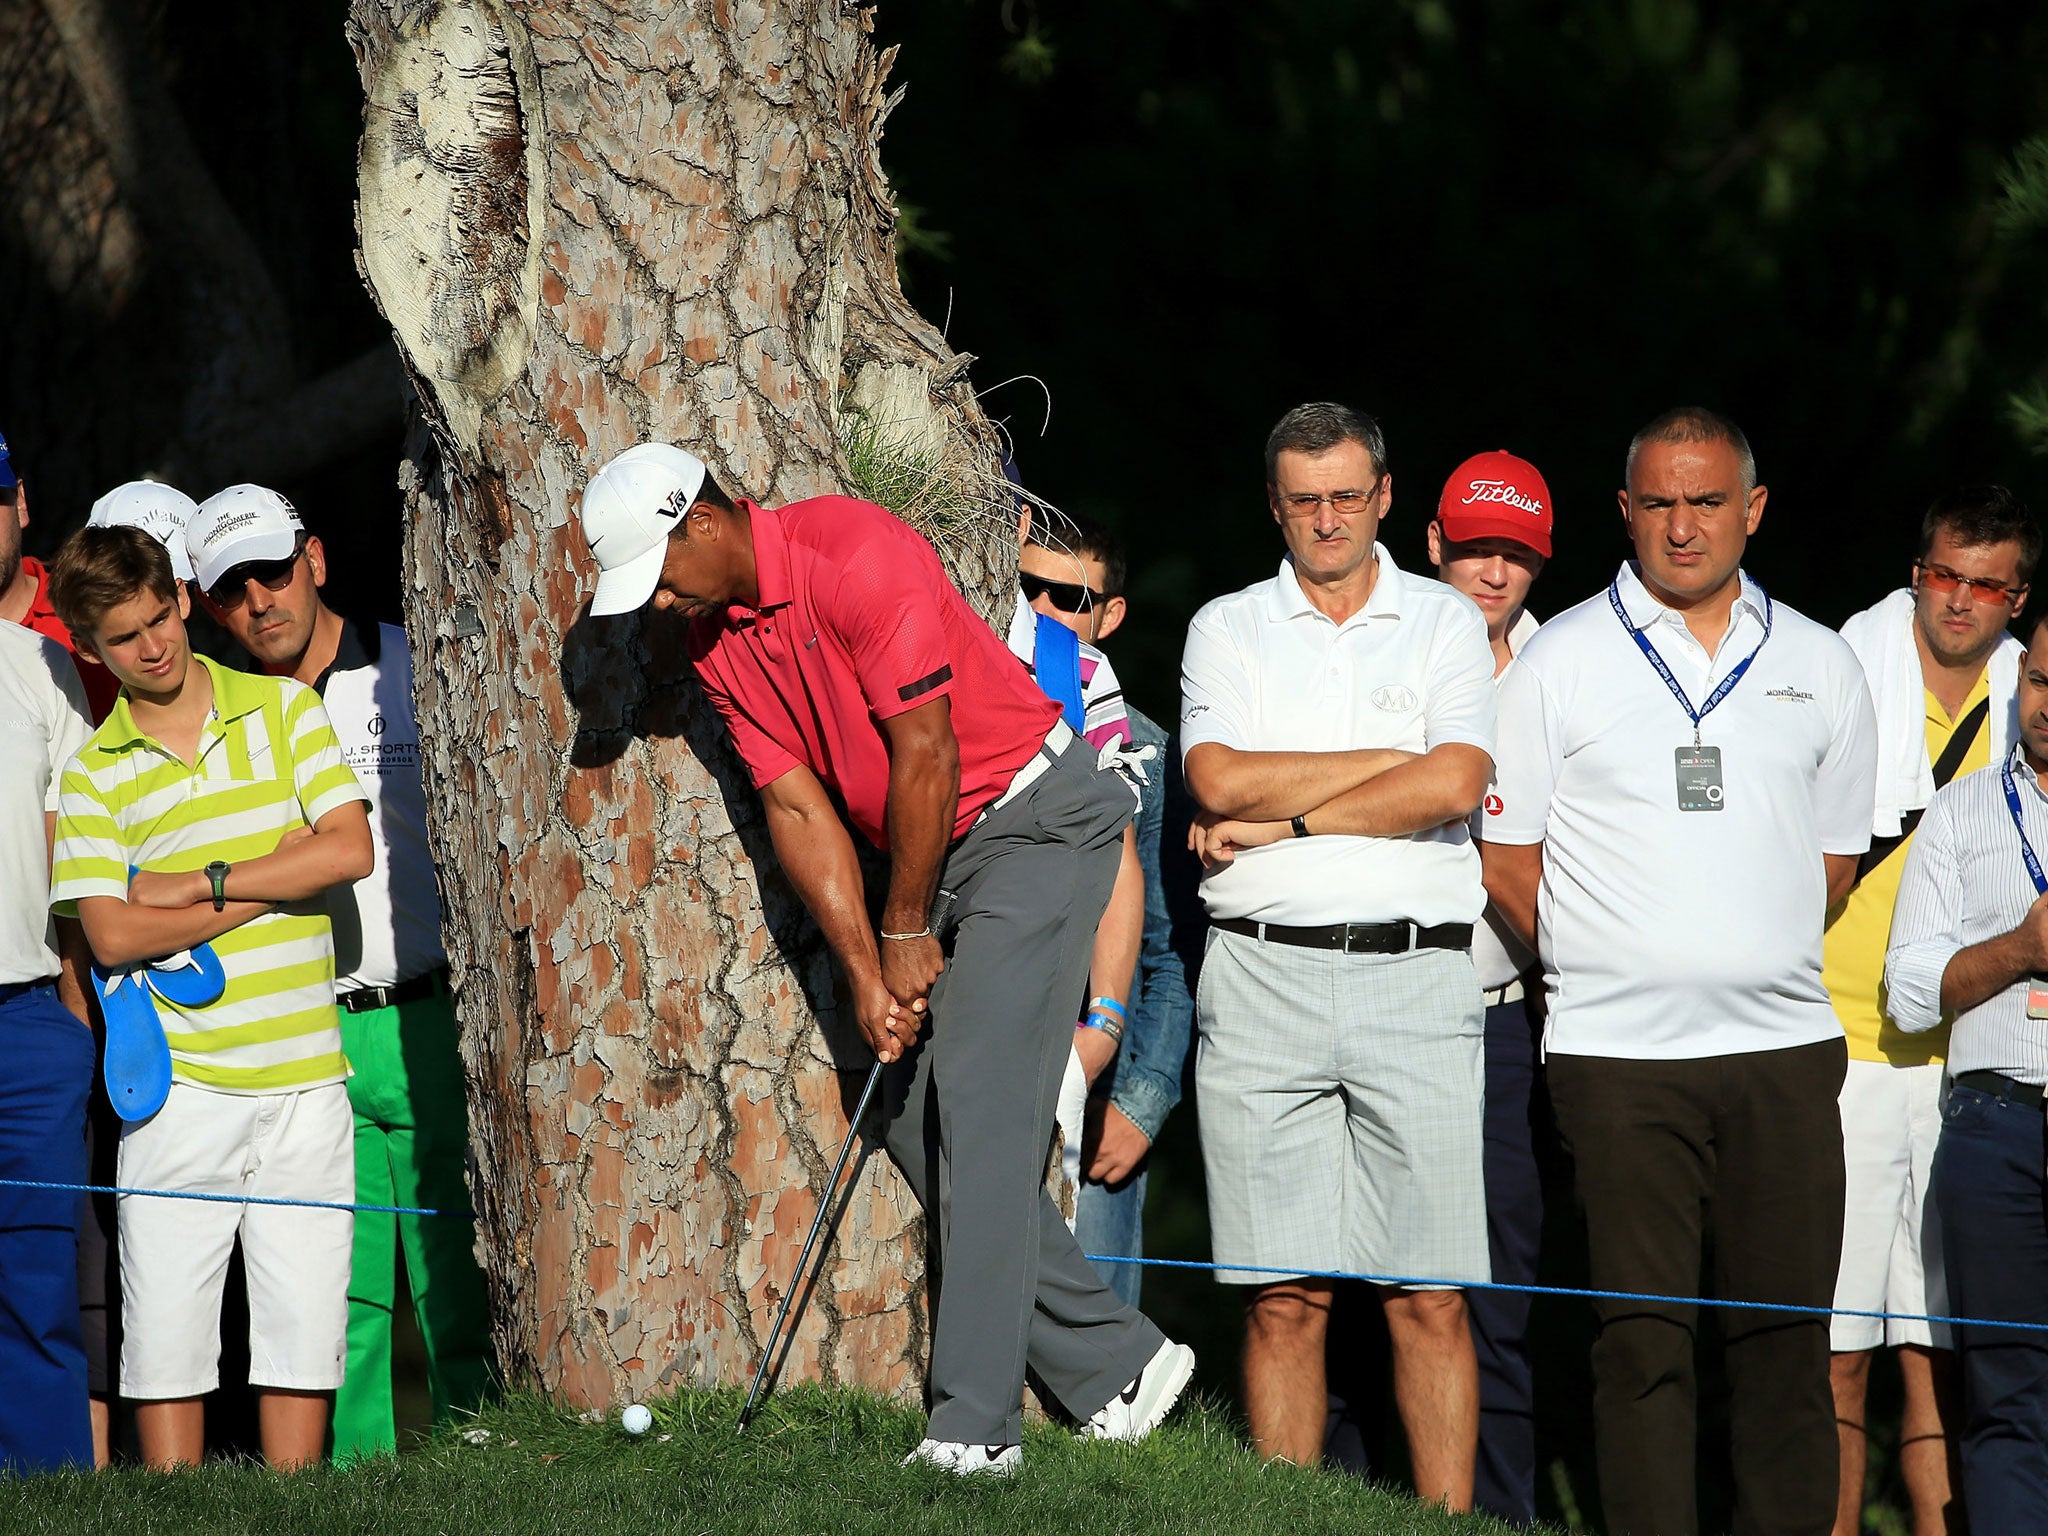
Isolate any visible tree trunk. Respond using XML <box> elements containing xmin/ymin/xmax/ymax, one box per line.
<box><xmin>347</xmin><ymin>0</ymin><xmax>1017</xmax><ymax>1407</ymax></box>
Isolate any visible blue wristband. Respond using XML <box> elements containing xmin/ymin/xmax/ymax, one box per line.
<box><xmin>1087</xmin><ymin>996</ymin><xmax>1126</xmax><ymax>1020</ymax></box>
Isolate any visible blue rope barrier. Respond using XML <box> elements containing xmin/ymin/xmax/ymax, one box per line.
<box><xmin>1080</xmin><ymin>1253</ymin><xmax>2048</xmax><ymax>1335</ymax></box>
<box><xmin>8</xmin><ymin>1179</ymin><xmax>2039</xmax><ymax>1336</ymax></box>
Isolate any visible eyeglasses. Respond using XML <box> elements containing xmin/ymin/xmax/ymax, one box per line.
<box><xmin>1020</xmin><ymin>571</ymin><xmax>1107</xmax><ymax>614</ymax></box>
<box><xmin>1915</xmin><ymin>560</ymin><xmax>2027</xmax><ymax>605</ymax></box>
<box><xmin>1273</xmin><ymin>477</ymin><xmax>1385</xmax><ymax>519</ymax></box>
<box><xmin>206</xmin><ymin>547</ymin><xmax>304</xmax><ymax>608</ymax></box>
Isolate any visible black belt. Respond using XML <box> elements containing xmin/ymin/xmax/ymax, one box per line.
<box><xmin>1953</xmin><ymin>1070</ymin><xmax>2046</xmax><ymax>1110</ymax></box>
<box><xmin>338</xmin><ymin>968</ymin><xmax>448</xmax><ymax>1014</ymax></box>
<box><xmin>1213</xmin><ymin>917</ymin><xmax>1473</xmax><ymax>955</ymax></box>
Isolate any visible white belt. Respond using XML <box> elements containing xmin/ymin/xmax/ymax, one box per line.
<box><xmin>978</xmin><ymin>717</ymin><xmax>1076</xmax><ymax>827</ymax></box>
<box><xmin>1482</xmin><ymin>978</ymin><xmax>1526</xmax><ymax>1008</ymax></box>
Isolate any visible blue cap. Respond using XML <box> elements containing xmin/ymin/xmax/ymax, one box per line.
<box><xmin>0</xmin><ymin>429</ymin><xmax>15</xmax><ymax>490</ymax></box>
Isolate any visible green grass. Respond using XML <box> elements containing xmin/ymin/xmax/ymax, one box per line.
<box><xmin>3</xmin><ymin>1386</ymin><xmax>1540</xmax><ymax>1536</ymax></box>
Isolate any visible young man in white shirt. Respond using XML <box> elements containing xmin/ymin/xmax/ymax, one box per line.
<box><xmin>188</xmin><ymin>487</ymin><xmax>496</xmax><ymax>1459</ymax></box>
<box><xmin>1429</xmin><ymin>449</ymin><xmax>1553</xmax><ymax>1526</ymax></box>
<box><xmin>1885</xmin><ymin>606</ymin><xmax>2048</xmax><ymax>1534</ymax></box>
<box><xmin>1825</xmin><ymin>486</ymin><xmax>2035</xmax><ymax>1536</ymax></box>
<box><xmin>1183</xmin><ymin>402</ymin><xmax>1496</xmax><ymax>1510</ymax></box>
<box><xmin>1483</xmin><ymin>408</ymin><xmax>1878</xmax><ymax>1536</ymax></box>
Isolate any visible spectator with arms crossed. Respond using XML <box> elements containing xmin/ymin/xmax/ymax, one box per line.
<box><xmin>46</xmin><ymin>526</ymin><xmax>373</xmax><ymax>1471</ymax></box>
<box><xmin>186</xmin><ymin>485</ymin><xmax>497</xmax><ymax>1461</ymax></box>
<box><xmin>1183</xmin><ymin>402</ymin><xmax>1495</xmax><ymax>1510</ymax></box>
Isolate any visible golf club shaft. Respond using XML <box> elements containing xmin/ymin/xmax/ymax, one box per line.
<box><xmin>736</xmin><ymin>1057</ymin><xmax>884</xmax><ymax>1432</ymax></box>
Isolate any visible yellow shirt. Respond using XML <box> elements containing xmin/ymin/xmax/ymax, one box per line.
<box><xmin>1822</xmin><ymin>670</ymin><xmax>1993</xmax><ymax>1064</ymax></box>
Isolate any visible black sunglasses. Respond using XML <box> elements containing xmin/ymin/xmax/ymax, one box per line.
<box><xmin>1020</xmin><ymin>571</ymin><xmax>1108</xmax><ymax>614</ymax></box>
<box><xmin>207</xmin><ymin>547</ymin><xmax>304</xmax><ymax>608</ymax></box>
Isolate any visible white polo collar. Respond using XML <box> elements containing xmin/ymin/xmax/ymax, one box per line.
<box><xmin>1612</xmin><ymin>559</ymin><xmax>1767</xmax><ymax>634</ymax></box>
<box><xmin>2007</xmin><ymin>742</ymin><xmax>2048</xmax><ymax>805</ymax></box>
<box><xmin>1505</xmin><ymin>607</ymin><xmax>1539</xmax><ymax>657</ymax></box>
<box><xmin>1269</xmin><ymin>542</ymin><xmax>1404</xmax><ymax>627</ymax></box>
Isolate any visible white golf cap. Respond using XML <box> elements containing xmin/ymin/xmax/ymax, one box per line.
<box><xmin>88</xmin><ymin>480</ymin><xmax>201</xmax><ymax>582</ymax></box>
<box><xmin>186</xmin><ymin>484</ymin><xmax>305</xmax><ymax>591</ymax></box>
<box><xmin>579</xmin><ymin>443</ymin><xmax>707</xmax><ymax>615</ymax></box>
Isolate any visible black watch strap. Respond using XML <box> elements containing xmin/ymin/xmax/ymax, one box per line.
<box><xmin>1290</xmin><ymin>814</ymin><xmax>1310</xmax><ymax>839</ymax></box>
<box><xmin>206</xmin><ymin>861</ymin><xmax>230</xmax><ymax>912</ymax></box>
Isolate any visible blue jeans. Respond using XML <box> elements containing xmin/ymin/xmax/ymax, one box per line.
<box><xmin>1075</xmin><ymin>1168</ymin><xmax>1148</xmax><ymax>1310</ymax></box>
<box><xmin>0</xmin><ymin>982</ymin><xmax>94</xmax><ymax>1472</ymax></box>
<box><xmin>1933</xmin><ymin>1076</ymin><xmax>2048</xmax><ymax>1530</ymax></box>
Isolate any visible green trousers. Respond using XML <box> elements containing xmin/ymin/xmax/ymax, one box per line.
<box><xmin>332</xmin><ymin>985</ymin><xmax>496</xmax><ymax>1462</ymax></box>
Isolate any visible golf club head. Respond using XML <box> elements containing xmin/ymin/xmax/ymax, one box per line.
<box><xmin>97</xmin><ymin>968</ymin><xmax>173</xmax><ymax>1122</ymax></box>
<box><xmin>141</xmin><ymin>943</ymin><xmax>227</xmax><ymax>1008</ymax></box>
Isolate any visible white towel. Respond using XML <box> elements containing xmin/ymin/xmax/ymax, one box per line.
<box><xmin>1839</xmin><ymin>587</ymin><xmax>2021</xmax><ymax>837</ymax></box>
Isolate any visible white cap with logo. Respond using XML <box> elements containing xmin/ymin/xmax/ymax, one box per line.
<box><xmin>579</xmin><ymin>443</ymin><xmax>707</xmax><ymax>615</ymax></box>
<box><xmin>186</xmin><ymin>485</ymin><xmax>305</xmax><ymax>591</ymax></box>
<box><xmin>88</xmin><ymin>480</ymin><xmax>202</xmax><ymax>582</ymax></box>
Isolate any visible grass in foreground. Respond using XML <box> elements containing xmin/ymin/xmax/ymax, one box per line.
<box><xmin>4</xmin><ymin>1385</ymin><xmax>1546</xmax><ymax>1536</ymax></box>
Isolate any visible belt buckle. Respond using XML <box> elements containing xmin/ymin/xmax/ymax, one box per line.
<box><xmin>1342</xmin><ymin>922</ymin><xmax>1407</xmax><ymax>956</ymax></box>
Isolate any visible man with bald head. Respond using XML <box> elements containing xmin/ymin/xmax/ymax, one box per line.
<box><xmin>1482</xmin><ymin>408</ymin><xmax>1878</xmax><ymax>1535</ymax></box>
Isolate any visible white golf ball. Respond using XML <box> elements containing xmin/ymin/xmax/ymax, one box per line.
<box><xmin>621</xmin><ymin>1404</ymin><xmax>652</xmax><ymax>1435</ymax></box>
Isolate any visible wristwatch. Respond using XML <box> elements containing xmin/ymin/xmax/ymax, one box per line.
<box><xmin>204</xmin><ymin>860</ymin><xmax>231</xmax><ymax>912</ymax></box>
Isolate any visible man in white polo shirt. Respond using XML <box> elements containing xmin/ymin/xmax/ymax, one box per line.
<box><xmin>1483</xmin><ymin>407</ymin><xmax>1877</xmax><ymax>1536</ymax></box>
<box><xmin>188</xmin><ymin>486</ymin><xmax>495</xmax><ymax>1460</ymax></box>
<box><xmin>1183</xmin><ymin>402</ymin><xmax>1495</xmax><ymax>1511</ymax></box>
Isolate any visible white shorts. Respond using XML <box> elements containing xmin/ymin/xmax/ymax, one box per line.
<box><xmin>118</xmin><ymin>1080</ymin><xmax>354</xmax><ymax>1398</ymax></box>
<box><xmin>1831</xmin><ymin>1058</ymin><xmax>1948</xmax><ymax>1352</ymax></box>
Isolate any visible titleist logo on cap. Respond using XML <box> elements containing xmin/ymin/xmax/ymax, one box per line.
<box><xmin>1461</xmin><ymin>479</ymin><xmax>1545</xmax><ymax>514</ymax></box>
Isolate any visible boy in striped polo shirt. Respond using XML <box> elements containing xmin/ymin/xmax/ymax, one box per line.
<box><xmin>45</xmin><ymin>525</ymin><xmax>373</xmax><ymax>1471</ymax></box>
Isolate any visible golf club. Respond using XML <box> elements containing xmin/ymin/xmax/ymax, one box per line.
<box><xmin>736</xmin><ymin>889</ymin><xmax>957</xmax><ymax>1433</ymax></box>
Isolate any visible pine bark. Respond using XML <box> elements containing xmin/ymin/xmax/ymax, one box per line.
<box><xmin>346</xmin><ymin>0</ymin><xmax>1015</xmax><ymax>1407</ymax></box>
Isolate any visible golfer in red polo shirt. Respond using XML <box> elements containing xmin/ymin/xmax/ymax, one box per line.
<box><xmin>578</xmin><ymin>445</ymin><xmax>1193</xmax><ymax>1474</ymax></box>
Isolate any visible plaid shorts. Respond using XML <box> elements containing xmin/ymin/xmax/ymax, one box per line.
<box><xmin>1195</xmin><ymin>929</ymin><xmax>1488</xmax><ymax>1287</ymax></box>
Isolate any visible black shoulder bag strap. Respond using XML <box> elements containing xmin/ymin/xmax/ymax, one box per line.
<box><xmin>1856</xmin><ymin>694</ymin><xmax>1993</xmax><ymax>880</ymax></box>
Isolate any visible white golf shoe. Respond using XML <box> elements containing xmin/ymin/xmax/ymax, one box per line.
<box><xmin>901</xmin><ymin>1438</ymin><xmax>1023</xmax><ymax>1475</ymax></box>
<box><xmin>1081</xmin><ymin>1339</ymin><xmax>1196</xmax><ymax>1442</ymax></box>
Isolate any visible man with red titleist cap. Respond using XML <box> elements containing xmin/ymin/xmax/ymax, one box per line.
<box><xmin>1432</xmin><ymin>451</ymin><xmax>1553</xmax><ymax>1527</ymax></box>
<box><xmin>575</xmin><ymin>444</ymin><xmax>1193</xmax><ymax>1476</ymax></box>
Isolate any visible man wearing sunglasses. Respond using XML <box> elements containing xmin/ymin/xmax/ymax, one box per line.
<box><xmin>1007</xmin><ymin>507</ymin><xmax>1146</xmax><ymax>1230</ymax></box>
<box><xmin>1017</xmin><ymin>512</ymin><xmax>1196</xmax><ymax>1309</ymax></box>
<box><xmin>1826</xmin><ymin>485</ymin><xmax>2037</xmax><ymax>1536</ymax></box>
<box><xmin>184</xmin><ymin>485</ymin><xmax>496</xmax><ymax>1462</ymax></box>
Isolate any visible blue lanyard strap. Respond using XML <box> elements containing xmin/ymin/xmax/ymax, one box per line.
<box><xmin>2001</xmin><ymin>760</ymin><xmax>2048</xmax><ymax>897</ymax></box>
<box><xmin>1608</xmin><ymin>577</ymin><xmax>1774</xmax><ymax>746</ymax></box>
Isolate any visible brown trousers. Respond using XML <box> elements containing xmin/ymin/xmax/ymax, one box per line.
<box><xmin>1547</xmin><ymin>1037</ymin><xmax>1848</xmax><ymax>1536</ymax></box>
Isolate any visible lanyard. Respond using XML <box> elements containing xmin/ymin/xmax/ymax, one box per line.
<box><xmin>1608</xmin><ymin>578</ymin><xmax>1774</xmax><ymax>748</ymax></box>
<box><xmin>2001</xmin><ymin>760</ymin><xmax>2048</xmax><ymax>897</ymax></box>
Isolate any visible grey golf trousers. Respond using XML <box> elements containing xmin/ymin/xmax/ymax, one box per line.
<box><xmin>880</xmin><ymin>735</ymin><xmax>1167</xmax><ymax>1444</ymax></box>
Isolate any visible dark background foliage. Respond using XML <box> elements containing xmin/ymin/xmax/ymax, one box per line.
<box><xmin>11</xmin><ymin>1</ymin><xmax>2048</xmax><ymax>1524</ymax></box>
